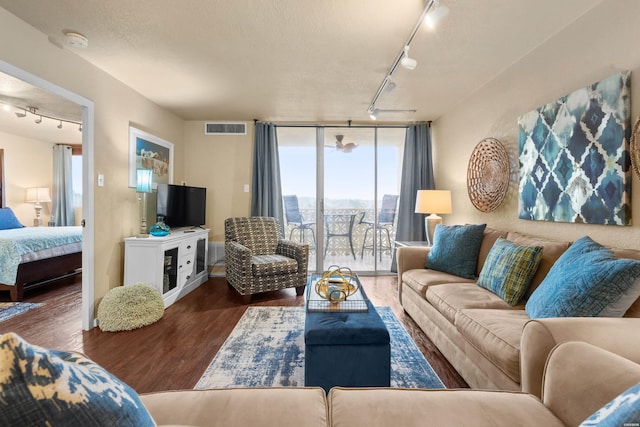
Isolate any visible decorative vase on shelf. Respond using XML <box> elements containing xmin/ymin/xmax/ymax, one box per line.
<box><xmin>149</xmin><ymin>217</ymin><xmax>170</xmax><ymax>237</ymax></box>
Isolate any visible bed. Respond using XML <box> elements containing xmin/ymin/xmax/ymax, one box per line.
<box><xmin>0</xmin><ymin>208</ymin><xmax>82</xmax><ymax>301</ymax></box>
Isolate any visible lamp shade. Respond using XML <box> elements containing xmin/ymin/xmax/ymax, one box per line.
<box><xmin>415</xmin><ymin>190</ymin><xmax>452</xmax><ymax>214</ymax></box>
<box><xmin>26</xmin><ymin>187</ymin><xmax>52</xmax><ymax>203</ymax></box>
<box><xmin>136</xmin><ymin>169</ymin><xmax>153</xmax><ymax>193</ymax></box>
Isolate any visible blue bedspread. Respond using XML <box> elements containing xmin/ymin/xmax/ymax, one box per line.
<box><xmin>0</xmin><ymin>226</ymin><xmax>82</xmax><ymax>285</ymax></box>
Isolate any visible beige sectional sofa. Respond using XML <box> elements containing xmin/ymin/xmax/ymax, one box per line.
<box><xmin>396</xmin><ymin>228</ymin><xmax>640</xmax><ymax>393</ymax></box>
<box><xmin>141</xmin><ymin>324</ymin><xmax>640</xmax><ymax>426</ymax></box>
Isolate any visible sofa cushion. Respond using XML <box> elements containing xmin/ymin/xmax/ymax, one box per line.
<box><xmin>506</xmin><ymin>232</ymin><xmax>571</xmax><ymax>298</ymax></box>
<box><xmin>0</xmin><ymin>332</ymin><xmax>156</xmax><ymax>427</ymax></box>
<box><xmin>426</xmin><ymin>283</ymin><xmax>518</xmax><ymax>324</ymax></box>
<box><xmin>425</xmin><ymin>224</ymin><xmax>487</xmax><ymax>279</ymax></box>
<box><xmin>455</xmin><ymin>309</ymin><xmax>530</xmax><ymax>383</ymax></box>
<box><xmin>477</xmin><ymin>238</ymin><xmax>543</xmax><ymax>306</ymax></box>
<box><xmin>526</xmin><ymin>236</ymin><xmax>640</xmax><ymax>318</ymax></box>
<box><xmin>579</xmin><ymin>382</ymin><xmax>640</xmax><ymax>427</ymax></box>
<box><xmin>403</xmin><ymin>269</ymin><xmax>475</xmax><ymax>298</ymax></box>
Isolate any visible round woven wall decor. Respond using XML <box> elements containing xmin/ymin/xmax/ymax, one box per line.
<box><xmin>631</xmin><ymin>116</ymin><xmax>640</xmax><ymax>181</ymax></box>
<box><xmin>467</xmin><ymin>137</ymin><xmax>510</xmax><ymax>212</ymax></box>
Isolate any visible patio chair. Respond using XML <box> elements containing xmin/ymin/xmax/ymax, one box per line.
<box><xmin>360</xmin><ymin>194</ymin><xmax>399</xmax><ymax>260</ymax></box>
<box><xmin>224</xmin><ymin>216</ymin><xmax>309</xmax><ymax>304</ymax></box>
<box><xmin>283</xmin><ymin>195</ymin><xmax>316</xmax><ymax>245</ymax></box>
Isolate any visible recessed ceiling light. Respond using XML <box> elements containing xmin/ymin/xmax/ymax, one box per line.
<box><xmin>64</xmin><ymin>31</ymin><xmax>89</xmax><ymax>49</ymax></box>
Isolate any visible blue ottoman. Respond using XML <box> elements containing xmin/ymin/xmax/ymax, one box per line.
<box><xmin>304</xmin><ymin>287</ymin><xmax>390</xmax><ymax>392</ymax></box>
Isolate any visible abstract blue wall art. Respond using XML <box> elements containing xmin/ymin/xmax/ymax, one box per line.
<box><xmin>518</xmin><ymin>71</ymin><xmax>631</xmax><ymax>225</ymax></box>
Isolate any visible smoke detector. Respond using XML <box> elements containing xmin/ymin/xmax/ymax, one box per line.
<box><xmin>64</xmin><ymin>31</ymin><xmax>88</xmax><ymax>49</ymax></box>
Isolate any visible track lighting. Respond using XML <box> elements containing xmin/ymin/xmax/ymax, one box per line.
<box><xmin>366</xmin><ymin>0</ymin><xmax>449</xmax><ymax>118</ymax></box>
<box><xmin>425</xmin><ymin>0</ymin><xmax>449</xmax><ymax>29</ymax></box>
<box><xmin>0</xmin><ymin>100</ymin><xmax>82</xmax><ymax>130</ymax></box>
<box><xmin>400</xmin><ymin>45</ymin><xmax>417</xmax><ymax>70</ymax></box>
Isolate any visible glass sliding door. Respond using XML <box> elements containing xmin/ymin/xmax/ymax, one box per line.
<box><xmin>277</xmin><ymin>127</ymin><xmax>317</xmax><ymax>272</ymax></box>
<box><xmin>277</xmin><ymin>126</ymin><xmax>405</xmax><ymax>274</ymax></box>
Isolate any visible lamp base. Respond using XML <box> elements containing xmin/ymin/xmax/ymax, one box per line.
<box><xmin>425</xmin><ymin>214</ymin><xmax>442</xmax><ymax>246</ymax></box>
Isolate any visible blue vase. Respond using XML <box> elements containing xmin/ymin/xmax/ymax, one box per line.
<box><xmin>150</xmin><ymin>220</ymin><xmax>170</xmax><ymax>236</ymax></box>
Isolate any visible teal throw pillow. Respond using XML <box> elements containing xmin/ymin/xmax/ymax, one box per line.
<box><xmin>477</xmin><ymin>237</ymin><xmax>543</xmax><ymax>306</ymax></box>
<box><xmin>425</xmin><ymin>224</ymin><xmax>487</xmax><ymax>279</ymax></box>
<box><xmin>0</xmin><ymin>207</ymin><xmax>24</xmax><ymax>230</ymax></box>
<box><xmin>0</xmin><ymin>332</ymin><xmax>156</xmax><ymax>427</ymax></box>
<box><xmin>525</xmin><ymin>236</ymin><xmax>640</xmax><ymax>318</ymax></box>
<box><xmin>579</xmin><ymin>382</ymin><xmax>640</xmax><ymax>426</ymax></box>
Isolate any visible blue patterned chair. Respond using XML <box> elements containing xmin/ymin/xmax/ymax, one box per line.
<box><xmin>225</xmin><ymin>216</ymin><xmax>309</xmax><ymax>303</ymax></box>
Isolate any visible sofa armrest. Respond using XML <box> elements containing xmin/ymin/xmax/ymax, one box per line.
<box><xmin>141</xmin><ymin>387</ymin><xmax>328</xmax><ymax>427</ymax></box>
<box><xmin>542</xmin><ymin>341</ymin><xmax>640</xmax><ymax>427</ymax></box>
<box><xmin>396</xmin><ymin>246</ymin><xmax>431</xmax><ymax>280</ymax></box>
<box><xmin>278</xmin><ymin>240</ymin><xmax>309</xmax><ymax>274</ymax></box>
<box><xmin>521</xmin><ymin>317</ymin><xmax>640</xmax><ymax>398</ymax></box>
<box><xmin>224</xmin><ymin>240</ymin><xmax>252</xmax><ymax>282</ymax></box>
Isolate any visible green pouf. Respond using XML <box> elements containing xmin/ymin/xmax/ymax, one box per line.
<box><xmin>97</xmin><ymin>283</ymin><xmax>164</xmax><ymax>332</ymax></box>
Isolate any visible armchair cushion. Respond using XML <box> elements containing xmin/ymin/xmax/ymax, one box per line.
<box><xmin>252</xmin><ymin>254</ymin><xmax>298</xmax><ymax>276</ymax></box>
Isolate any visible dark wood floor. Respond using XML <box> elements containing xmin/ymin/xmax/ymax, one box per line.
<box><xmin>0</xmin><ymin>275</ymin><xmax>467</xmax><ymax>393</ymax></box>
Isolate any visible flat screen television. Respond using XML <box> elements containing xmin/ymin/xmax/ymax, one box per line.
<box><xmin>156</xmin><ymin>184</ymin><xmax>207</xmax><ymax>228</ymax></box>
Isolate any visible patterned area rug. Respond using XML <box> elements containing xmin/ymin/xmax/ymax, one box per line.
<box><xmin>195</xmin><ymin>306</ymin><xmax>445</xmax><ymax>389</ymax></box>
<box><xmin>0</xmin><ymin>302</ymin><xmax>41</xmax><ymax>322</ymax></box>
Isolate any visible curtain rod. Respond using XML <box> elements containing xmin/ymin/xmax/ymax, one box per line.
<box><xmin>253</xmin><ymin>120</ymin><xmax>431</xmax><ymax>129</ymax></box>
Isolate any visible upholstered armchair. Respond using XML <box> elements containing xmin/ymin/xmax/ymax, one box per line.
<box><xmin>224</xmin><ymin>216</ymin><xmax>309</xmax><ymax>303</ymax></box>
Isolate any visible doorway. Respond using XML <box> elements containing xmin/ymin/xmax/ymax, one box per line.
<box><xmin>278</xmin><ymin>126</ymin><xmax>405</xmax><ymax>274</ymax></box>
<box><xmin>0</xmin><ymin>59</ymin><xmax>95</xmax><ymax>330</ymax></box>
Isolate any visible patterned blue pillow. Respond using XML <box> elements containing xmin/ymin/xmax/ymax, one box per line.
<box><xmin>425</xmin><ymin>224</ymin><xmax>487</xmax><ymax>279</ymax></box>
<box><xmin>0</xmin><ymin>207</ymin><xmax>24</xmax><ymax>230</ymax></box>
<box><xmin>526</xmin><ymin>236</ymin><xmax>640</xmax><ymax>318</ymax></box>
<box><xmin>579</xmin><ymin>382</ymin><xmax>640</xmax><ymax>426</ymax></box>
<box><xmin>477</xmin><ymin>237</ymin><xmax>543</xmax><ymax>306</ymax></box>
<box><xmin>0</xmin><ymin>333</ymin><xmax>156</xmax><ymax>426</ymax></box>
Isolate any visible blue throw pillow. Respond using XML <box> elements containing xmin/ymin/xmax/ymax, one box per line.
<box><xmin>425</xmin><ymin>224</ymin><xmax>487</xmax><ymax>279</ymax></box>
<box><xmin>477</xmin><ymin>237</ymin><xmax>543</xmax><ymax>306</ymax></box>
<box><xmin>526</xmin><ymin>236</ymin><xmax>640</xmax><ymax>318</ymax></box>
<box><xmin>0</xmin><ymin>333</ymin><xmax>156</xmax><ymax>427</ymax></box>
<box><xmin>0</xmin><ymin>207</ymin><xmax>24</xmax><ymax>230</ymax></box>
<box><xmin>579</xmin><ymin>382</ymin><xmax>640</xmax><ymax>426</ymax></box>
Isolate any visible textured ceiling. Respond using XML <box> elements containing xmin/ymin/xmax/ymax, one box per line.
<box><xmin>0</xmin><ymin>0</ymin><xmax>603</xmax><ymax>127</ymax></box>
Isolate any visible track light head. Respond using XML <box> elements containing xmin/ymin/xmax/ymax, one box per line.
<box><xmin>78</xmin><ymin>124</ymin><xmax>82</xmax><ymax>132</ymax></box>
<box><xmin>15</xmin><ymin>109</ymin><xmax>26</xmax><ymax>118</ymax></box>
<box><xmin>35</xmin><ymin>116</ymin><xmax>42</xmax><ymax>124</ymax></box>
<box><xmin>400</xmin><ymin>45</ymin><xmax>417</xmax><ymax>70</ymax></box>
<box><xmin>57</xmin><ymin>121</ymin><xmax>63</xmax><ymax>129</ymax></box>
<box><xmin>425</xmin><ymin>1</ymin><xmax>449</xmax><ymax>29</ymax></box>
<box><xmin>369</xmin><ymin>109</ymin><xmax>378</xmax><ymax>120</ymax></box>
<box><xmin>384</xmin><ymin>79</ymin><xmax>397</xmax><ymax>94</ymax></box>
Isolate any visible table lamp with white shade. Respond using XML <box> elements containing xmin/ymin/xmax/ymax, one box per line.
<box><xmin>415</xmin><ymin>190</ymin><xmax>452</xmax><ymax>246</ymax></box>
<box><xmin>136</xmin><ymin>169</ymin><xmax>153</xmax><ymax>237</ymax></box>
<box><xmin>26</xmin><ymin>187</ymin><xmax>52</xmax><ymax>227</ymax></box>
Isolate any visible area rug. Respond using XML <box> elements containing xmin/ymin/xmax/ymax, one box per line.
<box><xmin>0</xmin><ymin>302</ymin><xmax>42</xmax><ymax>323</ymax></box>
<box><xmin>195</xmin><ymin>306</ymin><xmax>445</xmax><ymax>390</ymax></box>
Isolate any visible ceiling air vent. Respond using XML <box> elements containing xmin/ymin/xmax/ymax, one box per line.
<box><xmin>204</xmin><ymin>122</ymin><xmax>247</xmax><ymax>135</ymax></box>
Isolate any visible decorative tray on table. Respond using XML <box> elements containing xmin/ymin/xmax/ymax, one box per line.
<box><xmin>306</xmin><ymin>266</ymin><xmax>368</xmax><ymax>313</ymax></box>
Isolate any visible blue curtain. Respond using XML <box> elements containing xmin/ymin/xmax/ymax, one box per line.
<box><xmin>52</xmin><ymin>144</ymin><xmax>75</xmax><ymax>226</ymax></box>
<box><xmin>395</xmin><ymin>123</ymin><xmax>435</xmax><ymax>241</ymax></box>
<box><xmin>251</xmin><ymin>122</ymin><xmax>284</xmax><ymax>234</ymax></box>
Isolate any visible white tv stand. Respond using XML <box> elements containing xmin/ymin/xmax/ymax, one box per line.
<box><xmin>124</xmin><ymin>228</ymin><xmax>209</xmax><ymax>307</ymax></box>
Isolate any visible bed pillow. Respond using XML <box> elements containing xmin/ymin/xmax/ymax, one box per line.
<box><xmin>526</xmin><ymin>236</ymin><xmax>640</xmax><ymax>318</ymax></box>
<box><xmin>0</xmin><ymin>207</ymin><xmax>24</xmax><ymax>230</ymax></box>
<box><xmin>425</xmin><ymin>224</ymin><xmax>487</xmax><ymax>279</ymax></box>
<box><xmin>0</xmin><ymin>332</ymin><xmax>156</xmax><ymax>427</ymax></box>
<box><xmin>477</xmin><ymin>237</ymin><xmax>543</xmax><ymax>306</ymax></box>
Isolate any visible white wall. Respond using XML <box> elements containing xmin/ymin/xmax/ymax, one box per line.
<box><xmin>433</xmin><ymin>0</ymin><xmax>640</xmax><ymax>249</ymax></box>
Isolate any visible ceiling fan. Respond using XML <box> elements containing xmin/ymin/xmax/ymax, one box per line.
<box><xmin>327</xmin><ymin>134</ymin><xmax>358</xmax><ymax>153</ymax></box>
